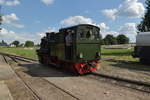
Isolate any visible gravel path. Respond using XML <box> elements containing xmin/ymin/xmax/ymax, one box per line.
<box><xmin>4</xmin><ymin>56</ymin><xmax>78</xmax><ymax>100</ymax></box>
<box><xmin>0</xmin><ymin>55</ymin><xmax>36</xmax><ymax>100</ymax></box>
<box><xmin>11</xmin><ymin>58</ymin><xmax>150</xmax><ymax>100</ymax></box>
<box><xmin>99</xmin><ymin>60</ymin><xmax>150</xmax><ymax>83</ymax></box>
<box><xmin>0</xmin><ymin>54</ymin><xmax>150</xmax><ymax>100</ymax></box>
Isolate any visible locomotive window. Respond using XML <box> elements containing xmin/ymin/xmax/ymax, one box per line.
<box><xmin>77</xmin><ymin>26</ymin><xmax>100</xmax><ymax>40</ymax></box>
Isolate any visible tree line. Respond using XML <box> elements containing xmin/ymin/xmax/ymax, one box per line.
<box><xmin>11</xmin><ymin>40</ymin><xmax>35</xmax><ymax>47</ymax></box>
<box><xmin>0</xmin><ymin>40</ymin><xmax>35</xmax><ymax>47</ymax></box>
<box><xmin>101</xmin><ymin>34</ymin><xmax>129</xmax><ymax>45</ymax></box>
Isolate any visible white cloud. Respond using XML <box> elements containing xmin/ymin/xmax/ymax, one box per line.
<box><xmin>2</xmin><ymin>13</ymin><xmax>19</xmax><ymax>23</ymax></box>
<box><xmin>99</xmin><ymin>22</ymin><xmax>137</xmax><ymax>42</ymax></box>
<box><xmin>117</xmin><ymin>0</ymin><xmax>145</xmax><ymax>18</ymax></box>
<box><xmin>97</xmin><ymin>23</ymin><xmax>116</xmax><ymax>38</ymax></box>
<box><xmin>102</xmin><ymin>0</ymin><xmax>145</xmax><ymax>20</ymax></box>
<box><xmin>41</xmin><ymin>0</ymin><xmax>54</xmax><ymax>5</ymax></box>
<box><xmin>10</xmin><ymin>23</ymin><xmax>24</xmax><ymax>28</ymax></box>
<box><xmin>0</xmin><ymin>26</ymin><xmax>57</xmax><ymax>44</ymax></box>
<box><xmin>101</xmin><ymin>31</ymin><xmax>119</xmax><ymax>38</ymax></box>
<box><xmin>119</xmin><ymin>22</ymin><xmax>137</xmax><ymax>42</ymax></box>
<box><xmin>46</xmin><ymin>27</ymin><xmax>56</xmax><ymax>32</ymax></box>
<box><xmin>60</xmin><ymin>16</ymin><xmax>93</xmax><ymax>26</ymax></box>
<box><xmin>0</xmin><ymin>0</ymin><xmax>20</xmax><ymax>6</ymax></box>
<box><xmin>0</xmin><ymin>28</ymin><xmax>41</xmax><ymax>44</ymax></box>
<box><xmin>119</xmin><ymin>23</ymin><xmax>137</xmax><ymax>34</ymax></box>
<box><xmin>2</xmin><ymin>13</ymin><xmax>24</xmax><ymax>28</ymax></box>
<box><xmin>102</xmin><ymin>9</ymin><xmax>117</xmax><ymax>20</ymax></box>
<box><xmin>97</xmin><ymin>23</ymin><xmax>109</xmax><ymax>31</ymax></box>
<box><xmin>37</xmin><ymin>27</ymin><xmax>57</xmax><ymax>37</ymax></box>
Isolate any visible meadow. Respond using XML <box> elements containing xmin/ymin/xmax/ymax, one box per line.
<box><xmin>0</xmin><ymin>47</ymin><xmax>39</xmax><ymax>59</ymax></box>
<box><xmin>101</xmin><ymin>48</ymin><xmax>138</xmax><ymax>62</ymax></box>
<box><xmin>0</xmin><ymin>47</ymin><xmax>137</xmax><ymax>62</ymax></box>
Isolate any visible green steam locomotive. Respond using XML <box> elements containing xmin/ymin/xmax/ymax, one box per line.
<box><xmin>37</xmin><ymin>24</ymin><xmax>101</xmax><ymax>74</ymax></box>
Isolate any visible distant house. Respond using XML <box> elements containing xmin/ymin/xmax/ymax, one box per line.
<box><xmin>9</xmin><ymin>44</ymin><xmax>16</xmax><ymax>47</ymax></box>
<box><xmin>0</xmin><ymin>40</ymin><xmax>8</xmax><ymax>47</ymax></box>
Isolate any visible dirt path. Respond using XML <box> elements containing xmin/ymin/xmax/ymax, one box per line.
<box><xmin>9</xmin><ymin>58</ymin><xmax>150</xmax><ymax>100</ymax></box>
<box><xmin>0</xmin><ymin>55</ymin><xmax>37</xmax><ymax>100</ymax></box>
<box><xmin>4</xmin><ymin>56</ymin><xmax>78</xmax><ymax>100</ymax></box>
<box><xmin>99</xmin><ymin>60</ymin><xmax>150</xmax><ymax>83</ymax></box>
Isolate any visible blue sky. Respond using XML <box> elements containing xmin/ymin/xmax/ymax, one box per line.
<box><xmin>0</xmin><ymin>0</ymin><xmax>146</xmax><ymax>43</ymax></box>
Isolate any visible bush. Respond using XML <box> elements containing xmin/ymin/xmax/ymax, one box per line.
<box><xmin>103</xmin><ymin>34</ymin><xmax>117</xmax><ymax>45</ymax></box>
<box><xmin>11</xmin><ymin>40</ymin><xmax>20</xmax><ymax>47</ymax></box>
<box><xmin>116</xmin><ymin>34</ymin><xmax>129</xmax><ymax>44</ymax></box>
<box><xmin>25</xmin><ymin>41</ymin><xmax>34</xmax><ymax>47</ymax></box>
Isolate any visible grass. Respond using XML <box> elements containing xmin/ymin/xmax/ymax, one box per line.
<box><xmin>0</xmin><ymin>47</ymin><xmax>137</xmax><ymax>61</ymax></box>
<box><xmin>100</xmin><ymin>48</ymin><xmax>150</xmax><ymax>76</ymax></box>
<box><xmin>102</xmin><ymin>48</ymin><xmax>133</xmax><ymax>56</ymax></box>
<box><xmin>101</xmin><ymin>48</ymin><xmax>138</xmax><ymax>62</ymax></box>
<box><xmin>0</xmin><ymin>47</ymin><xmax>38</xmax><ymax>60</ymax></box>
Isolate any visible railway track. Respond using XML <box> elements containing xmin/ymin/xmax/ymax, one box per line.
<box><xmin>2</xmin><ymin>55</ymin><xmax>41</xmax><ymax>100</ymax></box>
<box><xmin>1</xmin><ymin>53</ymin><xmax>79</xmax><ymax>100</ymax></box>
<box><xmin>1</xmin><ymin>52</ymin><xmax>150</xmax><ymax>94</ymax></box>
<box><xmin>89</xmin><ymin>72</ymin><xmax>150</xmax><ymax>93</ymax></box>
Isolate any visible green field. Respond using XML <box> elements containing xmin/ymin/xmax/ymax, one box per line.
<box><xmin>0</xmin><ymin>47</ymin><xmax>137</xmax><ymax>62</ymax></box>
<box><xmin>0</xmin><ymin>47</ymin><xmax>39</xmax><ymax>59</ymax></box>
<box><xmin>101</xmin><ymin>48</ymin><xmax>138</xmax><ymax>62</ymax></box>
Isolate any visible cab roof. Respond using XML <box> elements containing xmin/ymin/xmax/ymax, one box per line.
<box><xmin>59</xmin><ymin>24</ymin><xmax>100</xmax><ymax>31</ymax></box>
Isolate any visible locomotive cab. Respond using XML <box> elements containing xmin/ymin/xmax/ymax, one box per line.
<box><xmin>60</xmin><ymin>24</ymin><xmax>101</xmax><ymax>62</ymax></box>
<box><xmin>76</xmin><ymin>25</ymin><xmax>101</xmax><ymax>62</ymax></box>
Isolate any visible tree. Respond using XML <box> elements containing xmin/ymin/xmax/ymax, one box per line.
<box><xmin>19</xmin><ymin>43</ymin><xmax>24</xmax><ymax>47</ymax></box>
<box><xmin>1</xmin><ymin>40</ymin><xmax>4</xmax><ymax>44</ymax></box>
<box><xmin>100</xmin><ymin>39</ymin><xmax>105</xmax><ymax>45</ymax></box>
<box><xmin>25</xmin><ymin>41</ymin><xmax>34</xmax><ymax>47</ymax></box>
<box><xmin>103</xmin><ymin>34</ymin><xmax>117</xmax><ymax>45</ymax></box>
<box><xmin>12</xmin><ymin>40</ymin><xmax>20</xmax><ymax>47</ymax></box>
<box><xmin>0</xmin><ymin>40</ymin><xmax>7</xmax><ymax>46</ymax></box>
<box><xmin>116</xmin><ymin>34</ymin><xmax>129</xmax><ymax>44</ymax></box>
<box><xmin>138</xmin><ymin>0</ymin><xmax>150</xmax><ymax>32</ymax></box>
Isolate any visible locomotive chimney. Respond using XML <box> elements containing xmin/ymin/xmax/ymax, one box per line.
<box><xmin>46</xmin><ymin>32</ymin><xmax>51</xmax><ymax>38</ymax></box>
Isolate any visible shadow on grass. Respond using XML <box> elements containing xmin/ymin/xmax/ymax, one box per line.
<box><xmin>107</xmin><ymin>59</ymin><xmax>150</xmax><ymax>72</ymax></box>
